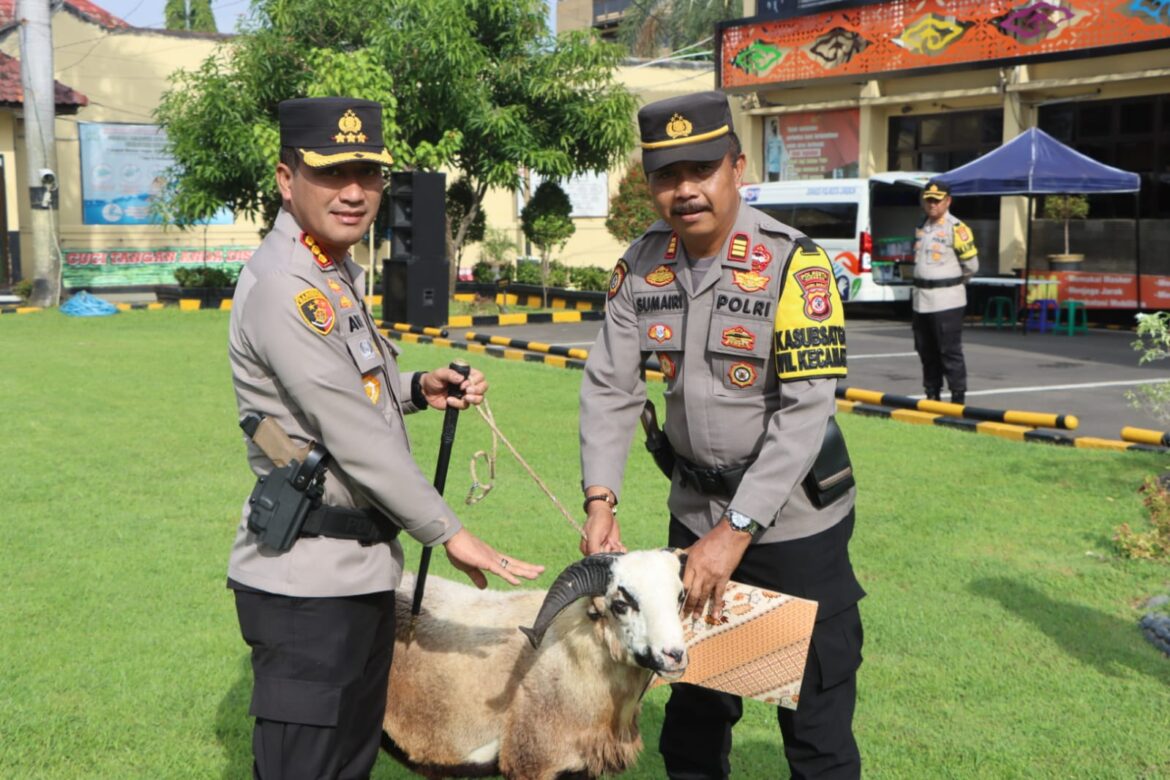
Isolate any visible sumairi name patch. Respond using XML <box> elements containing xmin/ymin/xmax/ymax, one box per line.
<box><xmin>773</xmin><ymin>239</ymin><xmax>846</xmax><ymax>381</ymax></box>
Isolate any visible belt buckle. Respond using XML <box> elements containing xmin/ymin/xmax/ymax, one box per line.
<box><xmin>699</xmin><ymin>468</ymin><xmax>725</xmax><ymax>496</ymax></box>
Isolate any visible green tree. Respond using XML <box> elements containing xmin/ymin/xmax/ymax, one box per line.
<box><xmin>605</xmin><ymin>164</ymin><xmax>659</xmax><ymax>243</ymax></box>
<box><xmin>156</xmin><ymin>0</ymin><xmax>637</xmax><ymax>295</ymax></box>
<box><xmin>520</xmin><ymin>181</ymin><xmax>575</xmax><ymax>306</ymax></box>
<box><xmin>447</xmin><ymin>177</ymin><xmax>486</xmax><ymax>276</ymax></box>
<box><xmin>164</xmin><ymin>0</ymin><xmax>217</xmax><ymax>32</ymax></box>
<box><xmin>618</xmin><ymin>0</ymin><xmax>743</xmax><ymax>59</ymax></box>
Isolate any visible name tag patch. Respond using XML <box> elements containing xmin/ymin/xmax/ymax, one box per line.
<box><xmin>635</xmin><ymin>293</ymin><xmax>684</xmax><ymax>314</ymax></box>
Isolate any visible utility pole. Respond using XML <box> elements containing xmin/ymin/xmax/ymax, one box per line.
<box><xmin>18</xmin><ymin>0</ymin><xmax>60</xmax><ymax>307</ymax></box>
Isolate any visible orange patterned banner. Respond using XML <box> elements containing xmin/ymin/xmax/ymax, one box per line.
<box><xmin>720</xmin><ymin>0</ymin><xmax>1170</xmax><ymax>90</ymax></box>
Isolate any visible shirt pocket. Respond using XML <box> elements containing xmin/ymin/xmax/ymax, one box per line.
<box><xmin>637</xmin><ymin>313</ymin><xmax>685</xmax><ymax>352</ymax></box>
<box><xmin>707</xmin><ymin>312</ymin><xmax>772</xmax><ymax>396</ymax></box>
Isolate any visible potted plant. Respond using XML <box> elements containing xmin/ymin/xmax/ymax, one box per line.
<box><xmin>169</xmin><ymin>266</ymin><xmax>238</xmax><ymax>308</ymax></box>
<box><xmin>1043</xmin><ymin>194</ymin><xmax>1090</xmax><ymax>271</ymax></box>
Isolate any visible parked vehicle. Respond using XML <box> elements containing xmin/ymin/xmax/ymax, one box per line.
<box><xmin>741</xmin><ymin>172</ymin><xmax>938</xmax><ymax>304</ymax></box>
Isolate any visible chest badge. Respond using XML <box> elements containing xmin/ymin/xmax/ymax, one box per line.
<box><xmin>295</xmin><ymin>288</ymin><xmax>335</xmax><ymax>336</ymax></box>
<box><xmin>728</xmin><ymin>362</ymin><xmax>758</xmax><ymax>388</ymax></box>
<box><xmin>362</xmin><ymin>373</ymin><xmax>381</xmax><ymax>404</ymax></box>
<box><xmin>645</xmin><ymin>264</ymin><xmax>676</xmax><ymax>287</ymax></box>
<box><xmin>326</xmin><ymin>278</ymin><xmax>343</xmax><ymax>293</ymax></box>
<box><xmin>648</xmin><ymin>323</ymin><xmax>673</xmax><ymax>343</ymax></box>
<box><xmin>658</xmin><ymin>352</ymin><xmax>677</xmax><ymax>380</ymax></box>
<box><xmin>339</xmin><ymin>294</ymin><xmax>353</xmax><ymax>309</ymax></box>
<box><xmin>731</xmin><ymin>269</ymin><xmax>771</xmax><ymax>293</ymax></box>
<box><xmin>721</xmin><ymin>325</ymin><xmax>757</xmax><ymax>351</ymax></box>
<box><xmin>794</xmin><ymin>267</ymin><xmax>833</xmax><ymax>322</ymax></box>
<box><xmin>750</xmin><ymin>244</ymin><xmax>773</xmax><ymax>272</ymax></box>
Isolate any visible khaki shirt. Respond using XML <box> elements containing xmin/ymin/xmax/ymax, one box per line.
<box><xmin>912</xmin><ymin>212</ymin><xmax>979</xmax><ymax>314</ymax></box>
<box><xmin>580</xmin><ymin>201</ymin><xmax>855</xmax><ymax>545</ymax></box>
<box><xmin>227</xmin><ymin>209</ymin><xmax>461</xmax><ymax>597</ymax></box>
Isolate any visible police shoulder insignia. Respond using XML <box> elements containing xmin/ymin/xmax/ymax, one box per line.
<box><xmin>955</xmin><ymin>222</ymin><xmax>973</xmax><ymax>244</ymax></box>
<box><xmin>773</xmin><ymin>240</ymin><xmax>847</xmax><ymax>382</ymax></box>
<box><xmin>608</xmin><ymin>259</ymin><xmax>629</xmax><ymax>300</ymax></box>
<box><xmin>300</xmin><ymin>233</ymin><xmax>334</xmax><ymax>270</ymax></box>
<box><xmin>664</xmin><ymin>233</ymin><xmax>679</xmax><ymax>260</ymax></box>
<box><xmin>645</xmin><ymin>264</ymin><xmax>676</xmax><ymax>287</ymax></box>
<box><xmin>750</xmin><ymin>244</ymin><xmax>773</xmax><ymax>272</ymax></box>
<box><xmin>728</xmin><ymin>233</ymin><xmax>750</xmax><ymax>261</ymax></box>
<box><xmin>295</xmin><ymin>288</ymin><xmax>336</xmax><ymax>336</ymax></box>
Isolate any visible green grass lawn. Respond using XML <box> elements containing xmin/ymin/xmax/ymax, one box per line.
<box><xmin>3</xmin><ymin>309</ymin><xmax>1169</xmax><ymax>778</ymax></box>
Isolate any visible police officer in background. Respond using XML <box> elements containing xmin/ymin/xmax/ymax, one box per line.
<box><xmin>912</xmin><ymin>180</ymin><xmax>979</xmax><ymax>404</ymax></box>
<box><xmin>579</xmin><ymin>90</ymin><xmax>864</xmax><ymax>779</ymax></box>
<box><xmin>227</xmin><ymin>97</ymin><xmax>542</xmax><ymax>779</ymax></box>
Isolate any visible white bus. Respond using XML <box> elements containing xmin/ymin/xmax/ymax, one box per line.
<box><xmin>741</xmin><ymin>172</ymin><xmax>938</xmax><ymax>304</ymax></box>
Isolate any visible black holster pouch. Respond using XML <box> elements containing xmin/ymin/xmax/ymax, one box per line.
<box><xmin>640</xmin><ymin>400</ymin><xmax>676</xmax><ymax>479</ymax></box>
<box><xmin>802</xmin><ymin>416</ymin><xmax>855</xmax><ymax>509</ymax></box>
<box><xmin>246</xmin><ymin>446</ymin><xmax>328</xmax><ymax>552</ymax></box>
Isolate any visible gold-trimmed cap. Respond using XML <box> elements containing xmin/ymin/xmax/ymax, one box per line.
<box><xmin>922</xmin><ymin>180</ymin><xmax>951</xmax><ymax>201</ymax></box>
<box><xmin>638</xmin><ymin>91</ymin><xmax>734</xmax><ymax>173</ymax></box>
<box><xmin>278</xmin><ymin>97</ymin><xmax>394</xmax><ymax>168</ymax></box>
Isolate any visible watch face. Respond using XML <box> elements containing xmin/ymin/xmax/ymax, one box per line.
<box><xmin>728</xmin><ymin>511</ymin><xmax>753</xmax><ymax>531</ymax></box>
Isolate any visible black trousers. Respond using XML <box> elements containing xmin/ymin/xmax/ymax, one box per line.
<box><xmin>662</xmin><ymin>512</ymin><xmax>864</xmax><ymax>780</ymax></box>
<box><xmin>232</xmin><ymin>586</ymin><xmax>396</xmax><ymax>780</ymax></box>
<box><xmin>912</xmin><ymin>306</ymin><xmax>967</xmax><ymax>396</ymax></box>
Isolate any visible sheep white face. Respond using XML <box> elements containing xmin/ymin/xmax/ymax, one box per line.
<box><xmin>601</xmin><ymin>551</ymin><xmax>687</xmax><ymax>680</ymax></box>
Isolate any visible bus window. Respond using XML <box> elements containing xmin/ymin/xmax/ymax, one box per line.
<box><xmin>756</xmin><ymin>203</ymin><xmax>859</xmax><ymax>240</ymax></box>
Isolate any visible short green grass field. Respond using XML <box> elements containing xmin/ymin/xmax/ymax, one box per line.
<box><xmin>3</xmin><ymin>309</ymin><xmax>1169</xmax><ymax>778</ymax></box>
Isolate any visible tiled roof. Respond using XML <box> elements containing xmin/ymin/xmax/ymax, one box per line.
<box><xmin>0</xmin><ymin>0</ymin><xmax>129</xmax><ymax>31</ymax></box>
<box><xmin>0</xmin><ymin>51</ymin><xmax>88</xmax><ymax>109</ymax></box>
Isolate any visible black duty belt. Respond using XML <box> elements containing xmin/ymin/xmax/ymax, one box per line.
<box><xmin>300</xmin><ymin>505</ymin><xmax>401</xmax><ymax>545</ymax></box>
<box><xmin>913</xmin><ymin>276</ymin><xmax>964</xmax><ymax>289</ymax></box>
<box><xmin>675</xmin><ymin>455</ymin><xmax>751</xmax><ymax>497</ymax></box>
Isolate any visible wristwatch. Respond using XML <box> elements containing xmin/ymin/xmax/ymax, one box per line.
<box><xmin>725</xmin><ymin>509</ymin><xmax>760</xmax><ymax>535</ymax></box>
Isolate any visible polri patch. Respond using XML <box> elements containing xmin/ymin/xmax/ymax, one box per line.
<box><xmin>774</xmin><ymin>240</ymin><xmax>847</xmax><ymax>381</ymax></box>
<box><xmin>728</xmin><ymin>233</ymin><xmax>750</xmax><ymax>261</ymax></box>
<box><xmin>728</xmin><ymin>362</ymin><xmax>758</xmax><ymax>388</ymax></box>
<box><xmin>645</xmin><ymin>264</ymin><xmax>676</xmax><ymax>287</ymax></box>
<box><xmin>647</xmin><ymin>323</ymin><xmax>673</xmax><ymax>343</ymax></box>
<box><xmin>295</xmin><ymin>288</ymin><xmax>336</xmax><ymax>336</ymax></box>
<box><xmin>658</xmin><ymin>352</ymin><xmax>677</xmax><ymax>380</ymax></box>
<box><xmin>608</xmin><ymin>259</ymin><xmax>629</xmax><ymax>300</ymax></box>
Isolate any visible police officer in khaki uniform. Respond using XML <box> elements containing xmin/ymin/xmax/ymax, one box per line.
<box><xmin>579</xmin><ymin>91</ymin><xmax>864</xmax><ymax>779</ymax></box>
<box><xmin>227</xmin><ymin>97</ymin><xmax>542</xmax><ymax>779</ymax></box>
<box><xmin>912</xmin><ymin>180</ymin><xmax>979</xmax><ymax>404</ymax></box>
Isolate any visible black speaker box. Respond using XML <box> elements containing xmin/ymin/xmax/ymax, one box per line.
<box><xmin>383</xmin><ymin>171</ymin><xmax>448</xmax><ymax>327</ymax></box>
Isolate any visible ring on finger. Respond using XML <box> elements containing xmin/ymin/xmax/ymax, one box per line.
<box><xmin>500</xmin><ymin>558</ymin><xmax>509</xmax><ymax>569</ymax></box>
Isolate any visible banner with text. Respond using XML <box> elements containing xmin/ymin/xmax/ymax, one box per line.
<box><xmin>64</xmin><ymin>247</ymin><xmax>255</xmax><ymax>288</ymax></box>
<box><xmin>764</xmin><ymin>110</ymin><xmax>860</xmax><ymax>181</ymax></box>
<box><xmin>1028</xmin><ymin>271</ymin><xmax>1170</xmax><ymax>309</ymax></box>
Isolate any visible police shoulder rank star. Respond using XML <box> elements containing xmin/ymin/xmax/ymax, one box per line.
<box><xmin>300</xmin><ymin>233</ymin><xmax>334</xmax><ymax>270</ymax></box>
<box><xmin>295</xmin><ymin>287</ymin><xmax>336</xmax><ymax>336</ymax></box>
<box><xmin>773</xmin><ymin>239</ymin><xmax>846</xmax><ymax>382</ymax></box>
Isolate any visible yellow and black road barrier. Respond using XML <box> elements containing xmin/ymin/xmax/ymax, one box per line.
<box><xmin>464</xmin><ymin>331</ymin><xmax>589</xmax><ymax>360</ymax></box>
<box><xmin>383</xmin><ymin>322</ymin><xmax>449</xmax><ymax>338</ymax></box>
<box><xmin>445</xmin><ymin>310</ymin><xmax>604</xmax><ymax>328</ymax></box>
<box><xmin>380</xmin><ymin>328</ymin><xmax>590</xmax><ymax>371</ymax></box>
<box><xmin>837</xmin><ymin>387</ymin><xmax>1079</xmax><ymax>430</ymax></box>
<box><xmin>1122</xmin><ymin>426</ymin><xmax>1170</xmax><ymax>448</ymax></box>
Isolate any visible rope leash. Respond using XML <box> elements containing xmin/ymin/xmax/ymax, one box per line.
<box><xmin>466</xmin><ymin>399</ymin><xmax>585</xmax><ymax>539</ymax></box>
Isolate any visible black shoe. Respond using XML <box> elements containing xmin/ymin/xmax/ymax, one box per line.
<box><xmin>925</xmin><ymin>391</ymin><xmax>941</xmax><ymax>401</ymax></box>
<box><xmin>951</xmin><ymin>392</ymin><xmax>966</xmax><ymax>405</ymax></box>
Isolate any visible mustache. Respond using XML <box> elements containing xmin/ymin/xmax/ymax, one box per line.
<box><xmin>671</xmin><ymin>202</ymin><xmax>709</xmax><ymax>216</ymax></box>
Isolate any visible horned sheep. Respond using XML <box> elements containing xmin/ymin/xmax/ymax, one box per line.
<box><xmin>382</xmin><ymin>550</ymin><xmax>688</xmax><ymax>780</ymax></box>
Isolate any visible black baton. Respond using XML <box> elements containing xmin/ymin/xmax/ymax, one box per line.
<box><xmin>411</xmin><ymin>359</ymin><xmax>471</xmax><ymax>617</ymax></box>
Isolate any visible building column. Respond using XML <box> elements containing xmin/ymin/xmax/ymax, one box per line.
<box><xmin>998</xmin><ymin>66</ymin><xmax>1033</xmax><ymax>273</ymax></box>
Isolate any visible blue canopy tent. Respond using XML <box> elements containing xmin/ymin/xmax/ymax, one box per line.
<box><xmin>933</xmin><ymin>127</ymin><xmax>1142</xmax><ymax>310</ymax></box>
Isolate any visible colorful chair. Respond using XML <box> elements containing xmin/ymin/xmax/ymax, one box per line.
<box><xmin>1056</xmin><ymin>300</ymin><xmax>1088</xmax><ymax>335</ymax></box>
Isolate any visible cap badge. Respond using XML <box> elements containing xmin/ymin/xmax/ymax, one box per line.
<box><xmin>333</xmin><ymin>110</ymin><xmax>368</xmax><ymax>144</ymax></box>
<box><xmin>665</xmin><ymin>113</ymin><xmax>693</xmax><ymax>139</ymax></box>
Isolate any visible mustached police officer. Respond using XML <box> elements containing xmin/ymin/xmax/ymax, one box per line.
<box><xmin>912</xmin><ymin>180</ymin><xmax>979</xmax><ymax>404</ymax></box>
<box><xmin>227</xmin><ymin>97</ymin><xmax>543</xmax><ymax>779</ymax></box>
<box><xmin>579</xmin><ymin>90</ymin><xmax>865</xmax><ymax>778</ymax></box>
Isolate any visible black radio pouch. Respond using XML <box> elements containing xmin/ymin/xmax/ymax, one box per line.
<box><xmin>802</xmin><ymin>417</ymin><xmax>855</xmax><ymax>509</ymax></box>
<box><xmin>246</xmin><ymin>447</ymin><xmax>328</xmax><ymax>552</ymax></box>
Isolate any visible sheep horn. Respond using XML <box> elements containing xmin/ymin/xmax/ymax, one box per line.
<box><xmin>518</xmin><ymin>553</ymin><xmax>621</xmax><ymax>649</ymax></box>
